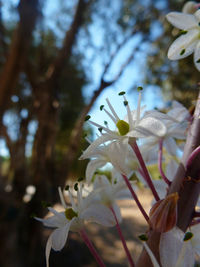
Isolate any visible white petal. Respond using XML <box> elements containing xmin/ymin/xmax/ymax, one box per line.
<box><xmin>191</xmin><ymin>224</ymin><xmax>200</xmax><ymax>256</ymax></box>
<box><xmin>51</xmin><ymin>221</ymin><xmax>72</xmax><ymax>251</ymax></box>
<box><xmin>166</xmin><ymin>160</ymin><xmax>178</xmax><ymax>181</ymax></box>
<box><xmin>133</xmin><ymin>117</ymin><xmax>166</xmax><ymax>138</ymax></box>
<box><xmin>164</xmin><ymin>137</ymin><xmax>178</xmax><ymax>156</ymax></box>
<box><xmin>159</xmin><ymin>227</ymin><xmax>195</xmax><ymax>267</ymax></box>
<box><xmin>35</xmin><ymin>213</ymin><xmax>67</xmax><ymax>228</ymax></box>
<box><xmin>81</xmin><ymin>203</ymin><xmax>115</xmax><ymax>227</ymax></box>
<box><xmin>45</xmin><ymin>234</ymin><xmax>52</xmax><ymax>267</ymax></box>
<box><xmin>112</xmin><ymin>202</ymin><xmax>122</xmax><ymax>223</ymax></box>
<box><xmin>86</xmin><ymin>159</ymin><xmax>106</xmax><ymax>183</ymax></box>
<box><xmin>194</xmin><ymin>41</ymin><xmax>200</xmax><ymax>71</ymax></box>
<box><xmin>166</xmin><ymin>12</ymin><xmax>197</xmax><ymax>30</ymax></box>
<box><xmin>182</xmin><ymin>2</ymin><xmax>197</xmax><ymax>14</ymax></box>
<box><xmin>168</xmin><ymin>29</ymin><xmax>199</xmax><ymax>60</ymax></box>
<box><xmin>80</xmin><ymin>134</ymin><xmax>114</xmax><ymax>159</ymax></box>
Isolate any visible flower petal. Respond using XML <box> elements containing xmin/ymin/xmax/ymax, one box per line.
<box><xmin>167</xmin><ymin>29</ymin><xmax>199</xmax><ymax>60</ymax></box>
<box><xmin>133</xmin><ymin>117</ymin><xmax>166</xmax><ymax>138</ymax></box>
<box><xmin>81</xmin><ymin>203</ymin><xmax>116</xmax><ymax>227</ymax></box>
<box><xmin>86</xmin><ymin>159</ymin><xmax>106</xmax><ymax>183</ymax></box>
<box><xmin>51</xmin><ymin>221</ymin><xmax>72</xmax><ymax>251</ymax></box>
<box><xmin>159</xmin><ymin>227</ymin><xmax>194</xmax><ymax>267</ymax></box>
<box><xmin>45</xmin><ymin>234</ymin><xmax>52</xmax><ymax>267</ymax></box>
<box><xmin>166</xmin><ymin>12</ymin><xmax>197</xmax><ymax>30</ymax></box>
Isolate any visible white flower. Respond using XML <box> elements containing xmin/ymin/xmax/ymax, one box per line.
<box><xmin>182</xmin><ymin>1</ymin><xmax>198</xmax><ymax>14</ymax></box>
<box><xmin>143</xmin><ymin>225</ymin><xmax>200</xmax><ymax>267</ymax></box>
<box><xmin>80</xmin><ymin>140</ymin><xmax>134</xmax><ymax>183</ymax></box>
<box><xmin>92</xmin><ymin>173</ymin><xmax>136</xmax><ymax>223</ymax></box>
<box><xmin>83</xmin><ymin>92</ymin><xmax>166</xmax><ymax>157</ymax></box>
<box><xmin>35</xmin><ymin>186</ymin><xmax>116</xmax><ymax>267</ymax></box>
<box><xmin>166</xmin><ymin>9</ymin><xmax>200</xmax><ymax>71</ymax></box>
<box><xmin>143</xmin><ymin>101</ymin><xmax>189</xmax><ymax>156</ymax></box>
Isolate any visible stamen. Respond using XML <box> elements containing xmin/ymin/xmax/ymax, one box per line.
<box><xmin>104</xmin><ymin>107</ymin><xmax>118</xmax><ymax>123</ymax></box>
<box><xmin>106</xmin><ymin>98</ymin><xmax>120</xmax><ymax>121</ymax></box>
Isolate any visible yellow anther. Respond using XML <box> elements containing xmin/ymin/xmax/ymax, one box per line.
<box><xmin>116</xmin><ymin>120</ymin><xmax>130</xmax><ymax>136</ymax></box>
<box><xmin>65</xmin><ymin>208</ymin><xmax>78</xmax><ymax>220</ymax></box>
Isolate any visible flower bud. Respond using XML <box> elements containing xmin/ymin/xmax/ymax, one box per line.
<box><xmin>149</xmin><ymin>192</ymin><xmax>179</xmax><ymax>233</ymax></box>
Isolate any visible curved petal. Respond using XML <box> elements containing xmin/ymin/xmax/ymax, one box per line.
<box><xmin>81</xmin><ymin>203</ymin><xmax>115</xmax><ymax>227</ymax></box>
<box><xmin>86</xmin><ymin>159</ymin><xmax>106</xmax><ymax>183</ymax></box>
<box><xmin>168</xmin><ymin>29</ymin><xmax>199</xmax><ymax>60</ymax></box>
<box><xmin>80</xmin><ymin>134</ymin><xmax>114</xmax><ymax>159</ymax></box>
<box><xmin>133</xmin><ymin>117</ymin><xmax>166</xmax><ymax>138</ymax></box>
<box><xmin>166</xmin><ymin>12</ymin><xmax>197</xmax><ymax>30</ymax></box>
<box><xmin>35</xmin><ymin>213</ymin><xmax>67</xmax><ymax>228</ymax></box>
<box><xmin>51</xmin><ymin>221</ymin><xmax>72</xmax><ymax>251</ymax></box>
<box><xmin>159</xmin><ymin>227</ymin><xmax>194</xmax><ymax>267</ymax></box>
<box><xmin>194</xmin><ymin>41</ymin><xmax>200</xmax><ymax>71</ymax></box>
<box><xmin>45</xmin><ymin>234</ymin><xmax>52</xmax><ymax>267</ymax></box>
<box><xmin>164</xmin><ymin>137</ymin><xmax>178</xmax><ymax>156</ymax></box>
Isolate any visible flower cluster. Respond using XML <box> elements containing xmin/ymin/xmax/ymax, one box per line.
<box><xmin>36</xmin><ymin>2</ymin><xmax>200</xmax><ymax>267</ymax></box>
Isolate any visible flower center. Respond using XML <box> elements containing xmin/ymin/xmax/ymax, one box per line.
<box><xmin>65</xmin><ymin>208</ymin><xmax>78</xmax><ymax>220</ymax></box>
<box><xmin>116</xmin><ymin>120</ymin><xmax>130</xmax><ymax>136</ymax></box>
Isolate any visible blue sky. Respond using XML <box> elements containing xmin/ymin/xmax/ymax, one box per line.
<box><xmin>0</xmin><ymin>0</ymin><xmax>164</xmax><ymax>156</ymax></box>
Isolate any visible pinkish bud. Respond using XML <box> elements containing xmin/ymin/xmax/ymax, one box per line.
<box><xmin>149</xmin><ymin>192</ymin><xmax>179</xmax><ymax>233</ymax></box>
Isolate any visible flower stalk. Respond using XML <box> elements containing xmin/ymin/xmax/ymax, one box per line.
<box><xmin>129</xmin><ymin>138</ymin><xmax>160</xmax><ymax>201</ymax></box>
<box><xmin>158</xmin><ymin>139</ymin><xmax>171</xmax><ymax>186</ymax></box>
<box><xmin>110</xmin><ymin>206</ymin><xmax>135</xmax><ymax>267</ymax></box>
<box><xmin>80</xmin><ymin>229</ymin><xmax>106</xmax><ymax>267</ymax></box>
<box><xmin>122</xmin><ymin>174</ymin><xmax>149</xmax><ymax>223</ymax></box>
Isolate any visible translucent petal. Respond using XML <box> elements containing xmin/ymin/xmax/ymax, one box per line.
<box><xmin>81</xmin><ymin>203</ymin><xmax>115</xmax><ymax>227</ymax></box>
<box><xmin>112</xmin><ymin>202</ymin><xmax>122</xmax><ymax>223</ymax></box>
<box><xmin>51</xmin><ymin>221</ymin><xmax>72</xmax><ymax>251</ymax></box>
<box><xmin>35</xmin><ymin>213</ymin><xmax>66</xmax><ymax>228</ymax></box>
<box><xmin>45</xmin><ymin>235</ymin><xmax>52</xmax><ymax>267</ymax></box>
<box><xmin>164</xmin><ymin>137</ymin><xmax>178</xmax><ymax>156</ymax></box>
<box><xmin>168</xmin><ymin>29</ymin><xmax>199</xmax><ymax>60</ymax></box>
<box><xmin>159</xmin><ymin>227</ymin><xmax>194</xmax><ymax>267</ymax></box>
<box><xmin>86</xmin><ymin>159</ymin><xmax>106</xmax><ymax>183</ymax></box>
<box><xmin>80</xmin><ymin>134</ymin><xmax>115</xmax><ymax>159</ymax></box>
<box><xmin>166</xmin><ymin>12</ymin><xmax>197</xmax><ymax>30</ymax></box>
<box><xmin>133</xmin><ymin>117</ymin><xmax>166</xmax><ymax>138</ymax></box>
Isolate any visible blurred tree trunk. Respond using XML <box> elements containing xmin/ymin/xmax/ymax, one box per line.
<box><xmin>0</xmin><ymin>0</ymin><xmax>39</xmax><ymax>130</ymax></box>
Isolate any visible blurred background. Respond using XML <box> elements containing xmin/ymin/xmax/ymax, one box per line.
<box><xmin>0</xmin><ymin>0</ymin><xmax>199</xmax><ymax>266</ymax></box>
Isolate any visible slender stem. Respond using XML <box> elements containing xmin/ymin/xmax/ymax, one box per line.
<box><xmin>122</xmin><ymin>174</ymin><xmax>149</xmax><ymax>223</ymax></box>
<box><xmin>186</xmin><ymin>145</ymin><xmax>200</xmax><ymax>169</ymax></box>
<box><xmin>129</xmin><ymin>139</ymin><xmax>160</xmax><ymax>201</ymax></box>
<box><xmin>110</xmin><ymin>206</ymin><xmax>135</xmax><ymax>267</ymax></box>
<box><xmin>158</xmin><ymin>139</ymin><xmax>171</xmax><ymax>186</ymax></box>
<box><xmin>80</xmin><ymin>229</ymin><xmax>106</xmax><ymax>267</ymax></box>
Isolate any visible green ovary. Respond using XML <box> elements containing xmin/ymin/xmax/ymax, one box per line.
<box><xmin>116</xmin><ymin>120</ymin><xmax>130</xmax><ymax>136</ymax></box>
<box><xmin>65</xmin><ymin>208</ymin><xmax>78</xmax><ymax>220</ymax></box>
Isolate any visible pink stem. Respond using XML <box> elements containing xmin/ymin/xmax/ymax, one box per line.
<box><xmin>122</xmin><ymin>174</ymin><xmax>149</xmax><ymax>223</ymax></box>
<box><xmin>129</xmin><ymin>140</ymin><xmax>160</xmax><ymax>201</ymax></box>
<box><xmin>158</xmin><ymin>139</ymin><xmax>171</xmax><ymax>186</ymax></box>
<box><xmin>186</xmin><ymin>145</ymin><xmax>200</xmax><ymax>169</ymax></box>
<box><xmin>110</xmin><ymin>206</ymin><xmax>135</xmax><ymax>267</ymax></box>
<box><xmin>80</xmin><ymin>229</ymin><xmax>106</xmax><ymax>267</ymax></box>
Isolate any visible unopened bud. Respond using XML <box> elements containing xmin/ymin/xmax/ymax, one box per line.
<box><xmin>149</xmin><ymin>192</ymin><xmax>179</xmax><ymax>233</ymax></box>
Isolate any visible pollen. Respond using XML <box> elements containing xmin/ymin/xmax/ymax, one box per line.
<box><xmin>65</xmin><ymin>208</ymin><xmax>78</xmax><ymax>220</ymax></box>
<box><xmin>116</xmin><ymin>120</ymin><xmax>130</xmax><ymax>136</ymax></box>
